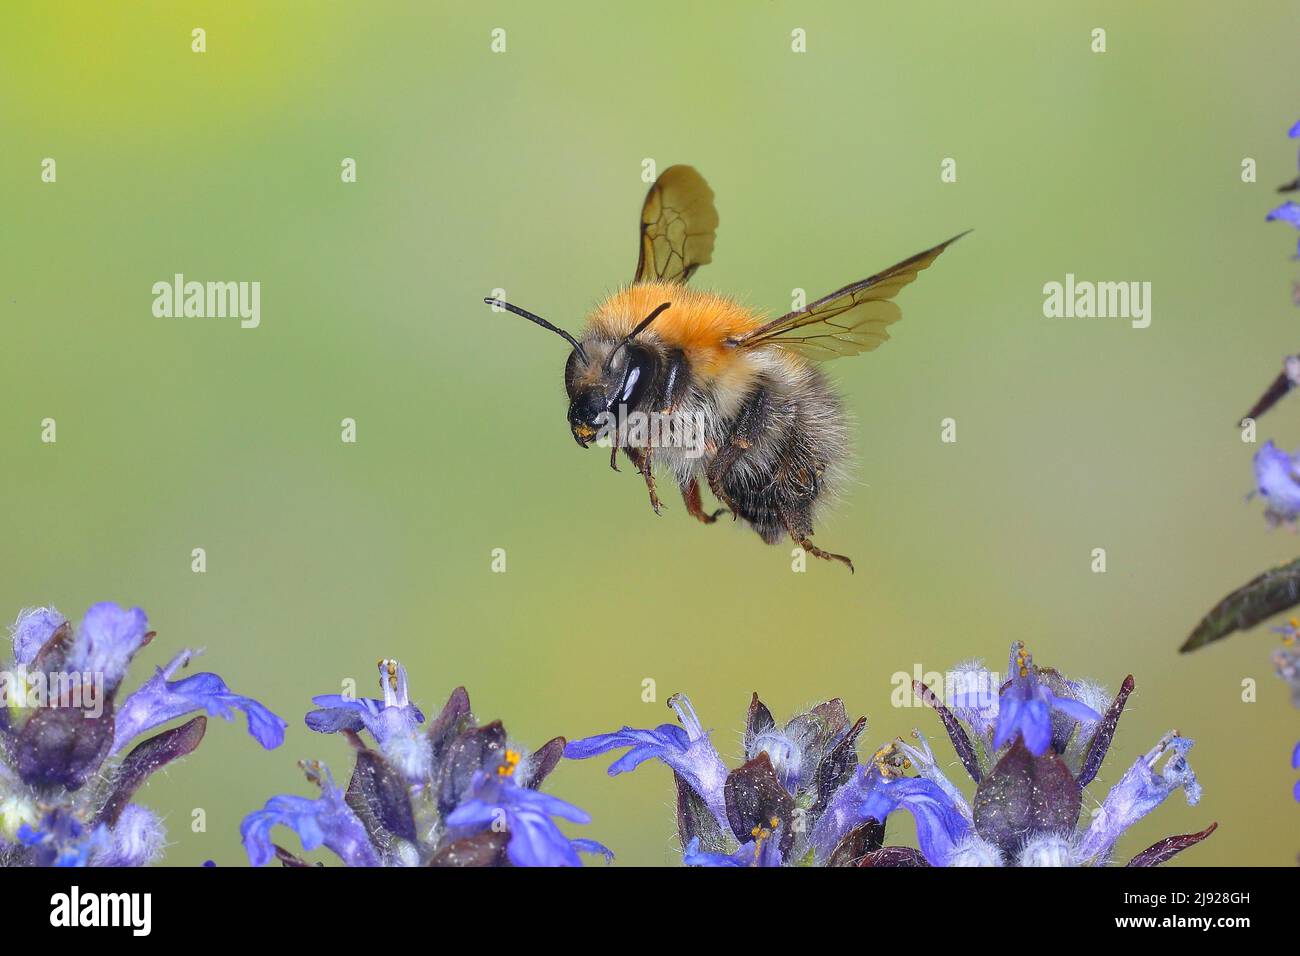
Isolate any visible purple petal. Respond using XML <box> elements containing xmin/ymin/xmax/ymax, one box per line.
<box><xmin>445</xmin><ymin>775</ymin><xmax>604</xmax><ymax>867</ymax></box>
<box><xmin>241</xmin><ymin>785</ymin><xmax>378</xmax><ymax>867</ymax></box>
<box><xmin>565</xmin><ymin>722</ymin><xmax>727</xmax><ymax>829</ymax></box>
<box><xmin>571</xmin><ymin>838</ymin><xmax>614</xmax><ymax>863</ymax></box>
<box><xmin>113</xmin><ymin>660</ymin><xmax>286</xmax><ymax>754</ymax></box>
<box><xmin>992</xmin><ymin>697</ymin><xmax>1023</xmax><ymax>750</ymax></box>
<box><xmin>304</xmin><ymin>697</ymin><xmax>378</xmax><ymax>735</ymax></box>
<box><xmin>860</xmin><ymin>777</ymin><xmax>971</xmax><ymax>867</ymax></box>
<box><xmin>504</xmin><ymin>808</ymin><xmax>581</xmax><ymax>867</ymax></box>
<box><xmin>1254</xmin><ymin>441</ymin><xmax>1300</xmax><ymax>517</ymax></box>
<box><xmin>1077</xmin><ymin>733</ymin><xmax>1201</xmax><ymax>863</ymax></box>
<box><xmin>444</xmin><ymin>798</ymin><xmax>499</xmax><ymax>829</ymax></box>
<box><xmin>69</xmin><ymin>603</ymin><xmax>149</xmax><ymax>690</ymax></box>
<box><xmin>506</xmin><ymin>786</ymin><xmax>591</xmax><ymax>825</ymax></box>
<box><xmin>606</xmin><ymin>744</ymin><xmax>672</xmax><ymax>776</ymax></box>
<box><xmin>1020</xmin><ymin>700</ymin><xmax>1053</xmax><ymax>756</ymax></box>
<box><xmin>9</xmin><ymin>607</ymin><xmax>66</xmax><ymax>666</ymax></box>
<box><xmin>305</xmin><ymin>695</ymin><xmax>422</xmax><ymax>743</ymax></box>
<box><xmin>563</xmin><ymin>724</ymin><xmax>687</xmax><ymax>760</ymax></box>
<box><xmin>1049</xmin><ymin>695</ymin><xmax>1102</xmax><ymax>724</ymax></box>
<box><xmin>683</xmin><ymin>836</ymin><xmax>748</xmax><ymax>867</ymax></box>
<box><xmin>1267</xmin><ymin>202</ymin><xmax>1300</xmax><ymax>228</ymax></box>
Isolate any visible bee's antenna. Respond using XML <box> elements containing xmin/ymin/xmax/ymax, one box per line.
<box><xmin>604</xmin><ymin>302</ymin><xmax>671</xmax><ymax>371</ymax></box>
<box><xmin>483</xmin><ymin>297</ymin><xmax>588</xmax><ymax>362</ymax></box>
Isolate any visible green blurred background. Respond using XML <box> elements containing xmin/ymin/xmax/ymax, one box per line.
<box><xmin>3</xmin><ymin>0</ymin><xmax>1299</xmax><ymax>866</ymax></box>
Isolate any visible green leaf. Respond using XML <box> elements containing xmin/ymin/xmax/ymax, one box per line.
<box><xmin>1181</xmin><ymin>555</ymin><xmax>1300</xmax><ymax>652</ymax></box>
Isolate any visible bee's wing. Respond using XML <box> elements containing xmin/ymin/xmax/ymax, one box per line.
<box><xmin>634</xmin><ymin>165</ymin><xmax>719</xmax><ymax>285</ymax></box>
<box><xmin>729</xmin><ymin>232</ymin><xmax>967</xmax><ymax>361</ymax></box>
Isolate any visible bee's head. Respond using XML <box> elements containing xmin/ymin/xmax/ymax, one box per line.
<box><xmin>484</xmin><ymin>298</ymin><xmax>670</xmax><ymax>449</ymax></box>
<box><xmin>564</xmin><ymin>338</ymin><xmax>660</xmax><ymax>448</ymax></box>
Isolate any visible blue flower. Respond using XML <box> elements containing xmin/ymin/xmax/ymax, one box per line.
<box><xmin>445</xmin><ymin>771</ymin><xmax>611</xmax><ymax>867</ymax></box>
<box><xmin>0</xmin><ymin>603</ymin><xmax>285</xmax><ymax>867</ymax></box>
<box><xmin>112</xmin><ymin>648</ymin><xmax>286</xmax><ymax>754</ymax></box>
<box><xmin>993</xmin><ymin>643</ymin><xmax>1101</xmax><ymax>755</ymax></box>
<box><xmin>1252</xmin><ymin>440</ymin><xmax>1300</xmax><ymax>524</ymax></box>
<box><xmin>306</xmin><ymin>658</ymin><xmax>424</xmax><ymax>744</ymax></box>
<box><xmin>241</xmin><ymin>764</ymin><xmax>380</xmax><ymax>867</ymax></box>
<box><xmin>244</xmin><ymin>663</ymin><xmax>608</xmax><ymax>867</ymax></box>
<box><xmin>869</xmin><ymin>645</ymin><xmax>1215</xmax><ymax>866</ymax></box>
<box><xmin>810</xmin><ymin>748</ymin><xmax>970</xmax><ymax>866</ymax></box>
<box><xmin>1075</xmin><ymin>733</ymin><xmax>1204</xmax><ymax>862</ymax></box>
<box><xmin>567</xmin><ymin>691</ymin><xmax>868</xmax><ymax>867</ymax></box>
<box><xmin>563</xmin><ymin>693</ymin><xmax>730</xmax><ymax>831</ymax></box>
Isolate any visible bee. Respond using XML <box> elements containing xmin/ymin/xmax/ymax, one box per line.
<box><xmin>485</xmin><ymin>165</ymin><xmax>964</xmax><ymax>571</ymax></box>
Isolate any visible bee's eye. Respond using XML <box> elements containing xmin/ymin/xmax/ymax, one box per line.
<box><xmin>615</xmin><ymin>347</ymin><xmax>654</xmax><ymax>408</ymax></box>
<box><xmin>619</xmin><ymin>364</ymin><xmax>641</xmax><ymax>402</ymax></box>
<box><xmin>563</xmin><ymin>348</ymin><xmax>581</xmax><ymax>397</ymax></box>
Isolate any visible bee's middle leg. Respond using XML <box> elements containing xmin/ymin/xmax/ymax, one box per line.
<box><xmin>624</xmin><ymin>446</ymin><xmax>662</xmax><ymax>515</ymax></box>
<box><xmin>705</xmin><ymin>386</ymin><xmax>772</xmax><ymax>519</ymax></box>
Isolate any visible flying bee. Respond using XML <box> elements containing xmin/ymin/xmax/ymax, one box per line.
<box><xmin>485</xmin><ymin>165</ymin><xmax>965</xmax><ymax>571</ymax></box>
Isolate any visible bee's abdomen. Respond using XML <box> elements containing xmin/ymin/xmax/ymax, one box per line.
<box><xmin>707</xmin><ymin>361</ymin><xmax>849</xmax><ymax>543</ymax></box>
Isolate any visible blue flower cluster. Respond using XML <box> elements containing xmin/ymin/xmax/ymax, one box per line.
<box><xmin>2</xmin><ymin>603</ymin><xmax>285</xmax><ymax>866</ymax></box>
<box><xmin>241</xmin><ymin>660</ymin><xmax>610</xmax><ymax>867</ymax></box>
<box><xmin>0</xmin><ymin>603</ymin><xmax>1221</xmax><ymax>867</ymax></box>
<box><xmin>1250</xmin><ymin>119</ymin><xmax>1300</xmax><ymax>522</ymax></box>
<box><xmin>1243</xmin><ymin>115</ymin><xmax>1300</xmax><ymax>803</ymax></box>
<box><xmin>567</xmin><ymin>642</ymin><xmax>1215</xmax><ymax>866</ymax></box>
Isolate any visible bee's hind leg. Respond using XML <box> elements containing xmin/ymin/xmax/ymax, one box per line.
<box><xmin>797</xmin><ymin>537</ymin><xmax>855</xmax><ymax>573</ymax></box>
<box><xmin>780</xmin><ymin>507</ymin><xmax>854</xmax><ymax>573</ymax></box>
<box><xmin>624</xmin><ymin>447</ymin><xmax>662</xmax><ymax>515</ymax></box>
<box><xmin>681</xmin><ymin>478</ymin><xmax>726</xmax><ymax>524</ymax></box>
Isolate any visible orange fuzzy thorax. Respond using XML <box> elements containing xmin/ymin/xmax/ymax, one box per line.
<box><xmin>585</xmin><ymin>282</ymin><xmax>768</xmax><ymax>378</ymax></box>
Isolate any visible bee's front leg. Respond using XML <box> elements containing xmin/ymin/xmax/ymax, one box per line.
<box><xmin>624</xmin><ymin>446</ymin><xmax>662</xmax><ymax>515</ymax></box>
